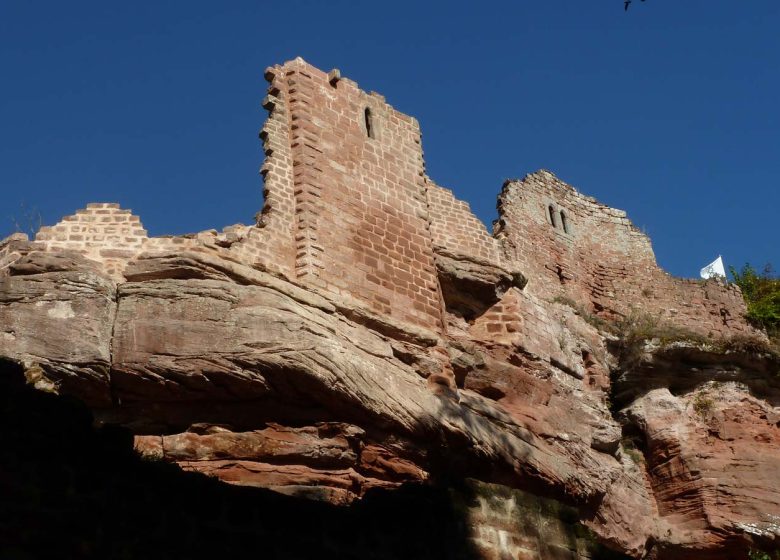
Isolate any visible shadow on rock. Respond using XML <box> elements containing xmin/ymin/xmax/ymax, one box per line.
<box><xmin>0</xmin><ymin>358</ymin><xmax>482</xmax><ymax>560</ymax></box>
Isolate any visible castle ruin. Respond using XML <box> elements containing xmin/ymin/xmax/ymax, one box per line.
<box><xmin>0</xmin><ymin>57</ymin><xmax>752</xmax><ymax>342</ymax></box>
<box><xmin>1</xmin><ymin>58</ymin><xmax>778</xmax><ymax>560</ymax></box>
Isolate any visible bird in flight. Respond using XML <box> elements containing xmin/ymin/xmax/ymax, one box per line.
<box><xmin>625</xmin><ymin>0</ymin><xmax>646</xmax><ymax>11</ymax></box>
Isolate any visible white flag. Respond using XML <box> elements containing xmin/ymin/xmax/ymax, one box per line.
<box><xmin>700</xmin><ymin>256</ymin><xmax>726</xmax><ymax>280</ymax></box>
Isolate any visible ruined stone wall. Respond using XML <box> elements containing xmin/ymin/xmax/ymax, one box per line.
<box><xmin>2</xmin><ymin>58</ymin><xmax>775</xmax><ymax>560</ymax></box>
<box><xmin>0</xmin><ymin>58</ymin><xmax>755</xmax><ymax>339</ymax></box>
<box><xmin>496</xmin><ymin>171</ymin><xmax>752</xmax><ymax>337</ymax></box>
<box><xmin>225</xmin><ymin>66</ymin><xmax>297</xmax><ymax>277</ymax></box>
<box><xmin>457</xmin><ymin>480</ymin><xmax>620</xmax><ymax>560</ymax></box>
<box><xmin>2</xmin><ymin>60</ymin><xmax>445</xmax><ymax>332</ymax></box>
<box><xmin>258</xmin><ymin>58</ymin><xmax>442</xmax><ymax>330</ymax></box>
<box><xmin>426</xmin><ymin>178</ymin><xmax>502</xmax><ymax>265</ymax></box>
<box><xmin>34</xmin><ymin>203</ymin><xmax>147</xmax><ymax>278</ymax></box>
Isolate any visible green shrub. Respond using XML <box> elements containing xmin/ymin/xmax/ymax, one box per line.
<box><xmin>748</xmin><ymin>549</ymin><xmax>780</xmax><ymax>560</ymax></box>
<box><xmin>715</xmin><ymin>333</ymin><xmax>779</xmax><ymax>358</ymax></box>
<box><xmin>692</xmin><ymin>392</ymin><xmax>714</xmax><ymax>418</ymax></box>
<box><xmin>731</xmin><ymin>263</ymin><xmax>780</xmax><ymax>342</ymax></box>
<box><xmin>610</xmin><ymin>309</ymin><xmax>710</xmax><ymax>365</ymax></box>
<box><xmin>621</xmin><ymin>436</ymin><xmax>645</xmax><ymax>464</ymax></box>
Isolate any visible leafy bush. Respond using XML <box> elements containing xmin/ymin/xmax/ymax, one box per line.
<box><xmin>730</xmin><ymin>264</ymin><xmax>780</xmax><ymax>340</ymax></box>
<box><xmin>748</xmin><ymin>549</ymin><xmax>780</xmax><ymax>560</ymax></box>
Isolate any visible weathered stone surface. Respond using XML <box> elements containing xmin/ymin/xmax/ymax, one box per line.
<box><xmin>133</xmin><ymin>422</ymin><xmax>429</xmax><ymax>503</ymax></box>
<box><xmin>612</xmin><ymin>341</ymin><xmax>780</xmax><ymax>409</ymax></box>
<box><xmin>7</xmin><ymin>250</ymin><xmax>101</xmax><ymax>276</ymax></box>
<box><xmin>0</xmin><ymin>243</ymin><xmax>657</xmax><ymax>556</ymax></box>
<box><xmin>135</xmin><ymin>423</ymin><xmax>362</xmax><ymax>466</ymax></box>
<box><xmin>1</xmin><ymin>356</ymin><xmax>632</xmax><ymax>560</ymax></box>
<box><xmin>0</xmin><ymin>252</ymin><xmax>115</xmax><ymax>406</ymax></box>
<box><xmin>435</xmin><ymin>248</ymin><xmax>524</xmax><ymax>320</ymax></box>
<box><xmin>623</xmin><ymin>384</ymin><xmax>780</xmax><ymax>558</ymax></box>
<box><xmin>111</xmin><ymin>255</ymin><xmax>622</xmax><ymax>507</ymax></box>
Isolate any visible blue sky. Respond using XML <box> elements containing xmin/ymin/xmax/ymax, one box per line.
<box><xmin>1</xmin><ymin>1</ymin><xmax>778</xmax><ymax>278</ymax></box>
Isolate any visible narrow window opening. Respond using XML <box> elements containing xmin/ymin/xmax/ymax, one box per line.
<box><xmin>364</xmin><ymin>107</ymin><xmax>374</xmax><ymax>139</ymax></box>
<box><xmin>560</xmin><ymin>210</ymin><xmax>569</xmax><ymax>233</ymax></box>
<box><xmin>548</xmin><ymin>205</ymin><xmax>557</xmax><ymax>228</ymax></box>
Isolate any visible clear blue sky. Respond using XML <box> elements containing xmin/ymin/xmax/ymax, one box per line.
<box><xmin>1</xmin><ymin>1</ymin><xmax>778</xmax><ymax>278</ymax></box>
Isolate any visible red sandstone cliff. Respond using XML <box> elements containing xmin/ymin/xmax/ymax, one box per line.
<box><xmin>1</xmin><ymin>58</ymin><xmax>778</xmax><ymax>559</ymax></box>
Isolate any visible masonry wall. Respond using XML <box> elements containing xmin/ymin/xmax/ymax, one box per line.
<box><xmin>34</xmin><ymin>203</ymin><xmax>148</xmax><ymax>279</ymax></box>
<box><xmin>496</xmin><ymin>171</ymin><xmax>752</xmax><ymax>337</ymax></box>
<box><xmin>225</xmin><ymin>66</ymin><xmax>297</xmax><ymax>277</ymax></box>
<box><xmin>259</xmin><ymin>58</ymin><xmax>442</xmax><ymax>330</ymax></box>
<box><xmin>426</xmin><ymin>178</ymin><xmax>502</xmax><ymax>265</ymax></box>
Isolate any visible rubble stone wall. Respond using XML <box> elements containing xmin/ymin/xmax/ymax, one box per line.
<box><xmin>495</xmin><ymin>171</ymin><xmax>751</xmax><ymax>337</ymax></box>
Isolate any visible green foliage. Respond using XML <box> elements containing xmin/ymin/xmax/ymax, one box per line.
<box><xmin>748</xmin><ymin>549</ymin><xmax>780</xmax><ymax>560</ymax></box>
<box><xmin>715</xmin><ymin>333</ymin><xmax>778</xmax><ymax>357</ymax></box>
<box><xmin>621</xmin><ymin>436</ymin><xmax>645</xmax><ymax>464</ymax></box>
<box><xmin>610</xmin><ymin>306</ymin><xmax>779</xmax><ymax>367</ymax></box>
<box><xmin>611</xmin><ymin>309</ymin><xmax>710</xmax><ymax>365</ymax></box>
<box><xmin>692</xmin><ymin>392</ymin><xmax>714</xmax><ymax>418</ymax></box>
<box><xmin>730</xmin><ymin>263</ymin><xmax>780</xmax><ymax>339</ymax></box>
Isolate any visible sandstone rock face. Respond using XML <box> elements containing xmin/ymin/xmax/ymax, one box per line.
<box><xmin>622</xmin><ymin>376</ymin><xmax>780</xmax><ymax>558</ymax></box>
<box><xmin>1</xmin><ymin>58</ymin><xmax>778</xmax><ymax>559</ymax></box>
<box><xmin>108</xmin><ymin>253</ymin><xmax>627</xmax><ymax>510</ymax></box>
<box><xmin>3</xmin><ymin>244</ymin><xmax>777</xmax><ymax>558</ymax></box>
<box><xmin>0</xmin><ymin>251</ymin><xmax>115</xmax><ymax>406</ymax></box>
